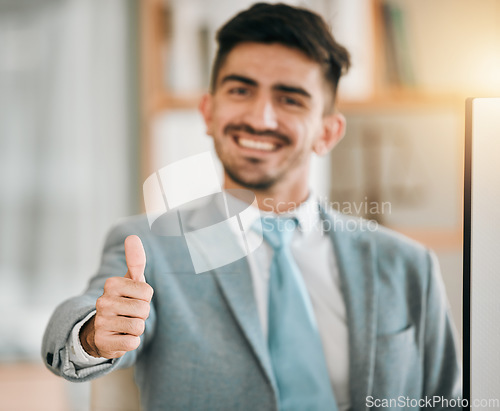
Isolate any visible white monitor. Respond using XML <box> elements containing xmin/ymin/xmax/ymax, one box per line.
<box><xmin>465</xmin><ymin>97</ymin><xmax>500</xmax><ymax>409</ymax></box>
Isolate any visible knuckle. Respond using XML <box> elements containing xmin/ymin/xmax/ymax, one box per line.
<box><xmin>125</xmin><ymin>318</ymin><xmax>145</xmax><ymax>336</ymax></box>
<box><xmin>135</xmin><ymin>300</ymin><xmax>150</xmax><ymax>319</ymax></box>
<box><xmin>121</xmin><ymin>336</ymin><xmax>140</xmax><ymax>352</ymax></box>
<box><xmin>131</xmin><ymin>336</ymin><xmax>141</xmax><ymax>350</ymax></box>
<box><xmin>103</xmin><ymin>277</ymin><xmax>120</xmax><ymax>294</ymax></box>
<box><xmin>143</xmin><ymin>302</ymin><xmax>151</xmax><ymax>319</ymax></box>
<box><xmin>143</xmin><ymin>283</ymin><xmax>154</xmax><ymax>301</ymax></box>
<box><xmin>95</xmin><ymin>296</ymin><xmax>107</xmax><ymax>312</ymax></box>
<box><xmin>93</xmin><ymin>314</ymin><xmax>106</xmax><ymax>330</ymax></box>
<box><xmin>136</xmin><ymin>319</ymin><xmax>146</xmax><ymax>335</ymax></box>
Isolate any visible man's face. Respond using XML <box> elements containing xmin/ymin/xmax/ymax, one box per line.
<box><xmin>200</xmin><ymin>42</ymin><xmax>341</xmax><ymax>191</ymax></box>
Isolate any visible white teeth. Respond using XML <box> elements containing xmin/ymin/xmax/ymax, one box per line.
<box><xmin>237</xmin><ymin>137</ymin><xmax>277</xmax><ymax>152</ymax></box>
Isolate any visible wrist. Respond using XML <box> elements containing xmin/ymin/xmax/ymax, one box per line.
<box><xmin>79</xmin><ymin>316</ymin><xmax>100</xmax><ymax>358</ymax></box>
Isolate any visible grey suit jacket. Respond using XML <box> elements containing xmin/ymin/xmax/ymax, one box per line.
<box><xmin>42</xmin><ymin>207</ymin><xmax>461</xmax><ymax>410</ymax></box>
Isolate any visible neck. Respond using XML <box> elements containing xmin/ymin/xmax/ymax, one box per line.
<box><xmin>224</xmin><ymin>175</ymin><xmax>310</xmax><ymax>214</ymax></box>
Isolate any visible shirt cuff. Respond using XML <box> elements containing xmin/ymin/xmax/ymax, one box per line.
<box><xmin>67</xmin><ymin>310</ymin><xmax>108</xmax><ymax>367</ymax></box>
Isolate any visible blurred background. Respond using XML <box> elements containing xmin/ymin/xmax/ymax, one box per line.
<box><xmin>0</xmin><ymin>0</ymin><xmax>499</xmax><ymax>409</ymax></box>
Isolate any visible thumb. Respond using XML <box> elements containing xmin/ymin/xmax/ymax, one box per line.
<box><xmin>124</xmin><ymin>235</ymin><xmax>146</xmax><ymax>282</ymax></box>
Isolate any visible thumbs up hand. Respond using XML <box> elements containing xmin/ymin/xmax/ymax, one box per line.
<box><xmin>80</xmin><ymin>235</ymin><xmax>154</xmax><ymax>359</ymax></box>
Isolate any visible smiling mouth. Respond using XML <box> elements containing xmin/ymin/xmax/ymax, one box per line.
<box><xmin>233</xmin><ymin>136</ymin><xmax>281</xmax><ymax>152</ymax></box>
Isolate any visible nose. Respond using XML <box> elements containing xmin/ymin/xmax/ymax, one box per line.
<box><xmin>244</xmin><ymin>93</ymin><xmax>278</xmax><ymax>130</ymax></box>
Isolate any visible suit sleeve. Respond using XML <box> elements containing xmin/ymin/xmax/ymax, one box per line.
<box><xmin>41</xmin><ymin>220</ymin><xmax>157</xmax><ymax>382</ymax></box>
<box><xmin>421</xmin><ymin>250</ymin><xmax>462</xmax><ymax>408</ymax></box>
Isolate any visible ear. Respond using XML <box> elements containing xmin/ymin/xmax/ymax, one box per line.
<box><xmin>313</xmin><ymin>112</ymin><xmax>346</xmax><ymax>156</ymax></box>
<box><xmin>199</xmin><ymin>93</ymin><xmax>214</xmax><ymax>136</ymax></box>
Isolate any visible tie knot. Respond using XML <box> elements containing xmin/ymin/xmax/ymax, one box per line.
<box><xmin>261</xmin><ymin>217</ymin><xmax>297</xmax><ymax>250</ymax></box>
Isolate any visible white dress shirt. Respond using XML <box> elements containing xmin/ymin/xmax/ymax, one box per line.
<box><xmin>68</xmin><ymin>196</ymin><xmax>350</xmax><ymax>410</ymax></box>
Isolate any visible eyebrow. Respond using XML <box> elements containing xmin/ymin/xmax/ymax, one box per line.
<box><xmin>274</xmin><ymin>84</ymin><xmax>311</xmax><ymax>99</ymax></box>
<box><xmin>220</xmin><ymin>74</ymin><xmax>312</xmax><ymax>99</ymax></box>
<box><xmin>220</xmin><ymin>74</ymin><xmax>257</xmax><ymax>87</ymax></box>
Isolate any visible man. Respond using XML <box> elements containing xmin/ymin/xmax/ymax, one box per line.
<box><xmin>42</xmin><ymin>3</ymin><xmax>461</xmax><ymax>410</ymax></box>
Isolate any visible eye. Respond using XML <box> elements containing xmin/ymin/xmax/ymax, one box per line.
<box><xmin>279</xmin><ymin>95</ymin><xmax>303</xmax><ymax>107</ymax></box>
<box><xmin>228</xmin><ymin>87</ymin><xmax>250</xmax><ymax>96</ymax></box>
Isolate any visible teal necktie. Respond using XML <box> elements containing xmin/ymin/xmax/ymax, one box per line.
<box><xmin>261</xmin><ymin>217</ymin><xmax>337</xmax><ymax>411</ymax></box>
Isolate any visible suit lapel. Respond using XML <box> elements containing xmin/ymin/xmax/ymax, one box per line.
<box><xmin>321</xmin><ymin>208</ymin><xmax>378</xmax><ymax>410</ymax></box>
<box><xmin>183</xmin><ymin>203</ymin><xmax>278</xmax><ymax>395</ymax></box>
<box><xmin>212</xmin><ymin>258</ymin><xmax>278</xmax><ymax>394</ymax></box>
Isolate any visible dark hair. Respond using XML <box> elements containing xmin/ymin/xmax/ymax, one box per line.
<box><xmin>210</xmin><ymin>2</ymin><xmax>351</xmax><ymax>109</ymax></box>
